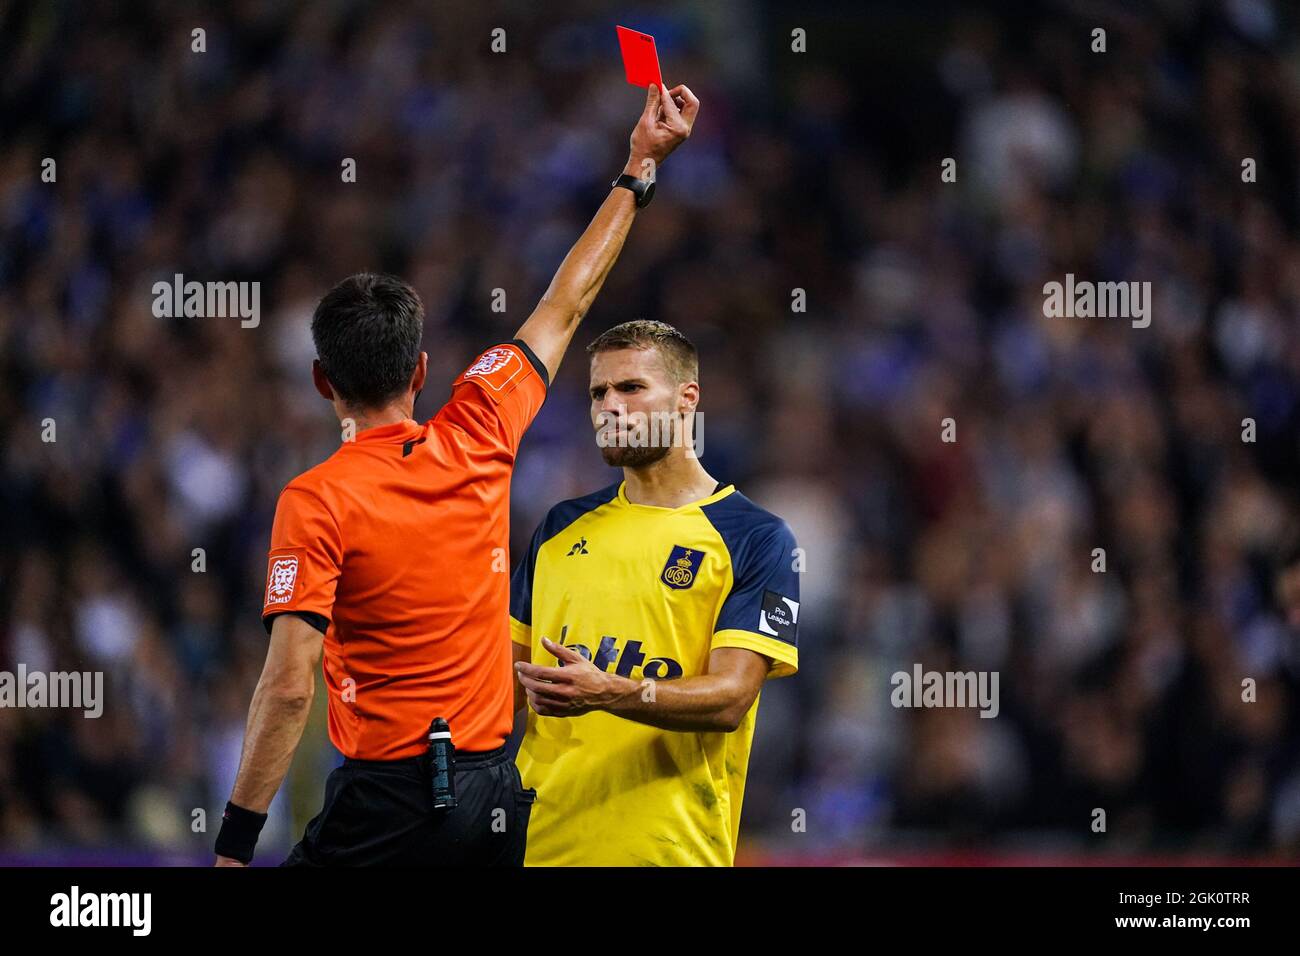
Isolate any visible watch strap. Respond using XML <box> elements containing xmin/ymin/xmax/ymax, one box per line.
<box><xmin>611</xmin><ymin>173</ymin><xmax>653</xmax><ymax>208</ymax></box>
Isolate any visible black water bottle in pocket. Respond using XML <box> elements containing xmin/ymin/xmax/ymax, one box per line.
<box><xmin>427</xmin><ymin>717</ymin><xmax>457</xmax><ymax>812</ymax></box>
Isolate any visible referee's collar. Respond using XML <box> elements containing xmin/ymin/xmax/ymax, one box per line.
<box><xmin>348</xmin><ymin>418</ymin><xmax>422</xmax><ymax>443</ymax></box>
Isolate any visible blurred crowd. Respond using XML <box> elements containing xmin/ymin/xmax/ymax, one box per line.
<box><xmin>2</xmin><ymin>0</ymin><xmax>1300</xmax><ymax>863</ymax></box>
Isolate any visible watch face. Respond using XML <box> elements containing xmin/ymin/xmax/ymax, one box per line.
<box><xmin>640</xmin><ymin>179</ymin><xmax>656</xmax><ymax>206</ymax></box>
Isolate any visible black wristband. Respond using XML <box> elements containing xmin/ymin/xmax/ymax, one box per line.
<box><xmin>611</xmin><ymin>172</ymin><xmax>655</xmax><ymax>208</ymax></box>
<box><xmin>215</xmin><ymin>801</ymin><xmax>268</xmax><ymax>864</ymax></box>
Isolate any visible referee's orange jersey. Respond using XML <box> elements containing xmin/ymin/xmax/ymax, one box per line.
<box><xmin>260</xmin><ymin>341</ymin><xmax>547</xmax><ymax>759</ymax></box>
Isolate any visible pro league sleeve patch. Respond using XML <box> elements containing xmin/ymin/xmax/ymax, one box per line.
<box><xmin>758</xmin><ymin>590</ymin><xmax>799</xmax><ymax>643</ymax></box>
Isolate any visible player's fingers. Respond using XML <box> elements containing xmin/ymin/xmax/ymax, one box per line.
<box><xmin>541</xmin><ymin>636</ymin><xmax>584</xmax><ymax>664</ymax></box>
<box><xmin>515</xmin><ymin>663</ymin><xmax>571</xmax><ymax>688</ymax></box>
<box><xmin>526</xmin><ymin>688</ymin><xmax>571</xmax><ymax>714</ymax></box>
<box><xmin>515</xmin><ymin>666</ymin><xmax>571</xmax><ymax>689</ymax></box>
<box><xmin>514</xmin><ymin>669</ymin><xmax>545</xmax><ymax>689</ymax></box>
<box><xmin>524</xmin><ymin>689</ymin><xmax>574</xmax><ymax>713</ymax></box>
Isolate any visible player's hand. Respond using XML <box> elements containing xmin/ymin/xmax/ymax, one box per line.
<box><xmin>627</xmin><ymin>83</ymin><xmax>699</xmax><ymax>176</ymax></box>
<box><xmin>214</xmin><ymin>855</ymin><xmax>247</xmax><ymax>867</ymax></box>
<box><xmin>515</xmin><ymin>637</ymin><xmax>635</xmax><ymax>717</ymax></box>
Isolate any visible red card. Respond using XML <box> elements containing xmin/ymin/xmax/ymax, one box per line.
<box><xmin>616</xmin><ymin>25</ymin><xmax>665</xmax><ymax>90</ymax></box>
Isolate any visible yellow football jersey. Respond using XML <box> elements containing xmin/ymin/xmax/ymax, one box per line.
<box><xmin>509</xmin><ymin>481</ymin><xmax>800</xmax><ymax>866</ymax></box>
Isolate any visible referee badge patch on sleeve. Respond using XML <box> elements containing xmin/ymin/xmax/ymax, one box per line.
<box><xmin>265</xmin><ymin>555</ymin><xmax>299</xmax><ymax>606</ymax></box>
<box><xmin>759</xmin><ymin>590</ymin><xmax>799</xmax><ymax>642</ymax></box>
<box><xmin>458</xmin><ymin>346</ymin><xmax>525</xmax><ymax>400</ymax></box>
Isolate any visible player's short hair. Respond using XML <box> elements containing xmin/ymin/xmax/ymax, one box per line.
<box><xmin>311</xmin><ymin>273</ymin><xmax>423</xmax><ymax>409</ymax></box>
<box><xmin>586</xmin><ymin>320</ymin><xmax>699</xmax><ymax>384</ymax></box>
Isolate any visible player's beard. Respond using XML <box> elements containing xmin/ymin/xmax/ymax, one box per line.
<box><xmin>596</xmin><ymin>407</ymin><xmax>688</xmax><ymax>468</ymax></box>
<box><xmin>599</xmin><ymin>441</ymin><xmax>673</xmax><ymax>468</ymax></box>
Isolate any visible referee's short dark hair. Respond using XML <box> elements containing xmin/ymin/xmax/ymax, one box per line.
<box><xmin>312</xmin><ymin>273</ymin><xmax>424</xmax><ymax>409</ymax></box>
<box><xmin>587</xmin><ymin>320</ymin><xmax>698</xmax><ymax>383</ymax></box>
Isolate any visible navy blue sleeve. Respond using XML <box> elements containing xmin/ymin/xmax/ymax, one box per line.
<box><xmin>714</xmin><ymin>520</ymin><xmax>801</xmax><ymax>646</ymax></box>
<box><xmin>509</xmin><ymin>518</ymin><xmax>547</xmax><ymax>630</ymax></box>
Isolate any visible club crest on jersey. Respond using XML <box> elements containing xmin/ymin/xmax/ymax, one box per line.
<box><xmin>660</xmin><ymin>545</ymin><xmax>704</xmax><ymax>590</ymax></box>
<box><xmin>265</xmin><ymin>556</ymin><xmax>299</xmax><ymax>605</ymax></box>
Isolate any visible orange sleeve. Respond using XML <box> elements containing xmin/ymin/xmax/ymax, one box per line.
<box><xmin>261</xmin><ymin>484</ymin><xmax>343</xmax><ymax>633</ymax></box>
<box><xmin>434</xmin><ymin>340</ymin><xmax>548</xmax><ymax>455</ymax></box>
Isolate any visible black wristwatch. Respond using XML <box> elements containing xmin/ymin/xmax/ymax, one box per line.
<box><xmin>612</xmin><ymin>172</ymin><xmax>655</xmax><ymax>208</ymax></box>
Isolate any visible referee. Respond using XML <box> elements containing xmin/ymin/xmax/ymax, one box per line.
<box><xmin>214</xmin><ymin>82</ymin><xmax>699</xmax><ymax>866</ymax></box>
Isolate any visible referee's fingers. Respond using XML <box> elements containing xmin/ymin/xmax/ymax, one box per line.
<box><xmin>669</xmin><ymin>84</ymin><xmax>699</xmax><ymax>124</ymax></box>
<box><xmin>642</xmin><ymin>82</ymin><xmax>660</xmax><ymax>120</ymax></box>
<box><xmin>657</xmin><ymin>82</ymin><xmax>683</xmax><ymax>126</ymax></box>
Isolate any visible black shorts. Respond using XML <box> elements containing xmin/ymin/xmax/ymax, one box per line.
<box><xmin>281</xmin><ymin>746</ymin><xmax>535</xmax><ymax>866</ymax></box>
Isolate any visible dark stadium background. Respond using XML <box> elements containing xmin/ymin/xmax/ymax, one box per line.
<box><xmin>2</xmin><ymin>0</ymin><xmax>1299</xmax><ymax>864</ymax></box>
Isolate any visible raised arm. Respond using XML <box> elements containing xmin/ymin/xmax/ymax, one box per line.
<box><xmin>515</xmin><ymin>82</ymin><xmax>699</xmax><ymax>382</ymax></box>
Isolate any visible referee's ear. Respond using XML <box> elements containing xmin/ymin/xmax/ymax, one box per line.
<box><xmin>311</xmin><ymin>359</ymin><xmax>335</xmax><ymax>401</ymax></box>
<box><xmin>409</xmin><ymin>352</ymin><xmax>428</xmax><ymax>396</ymax></box>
